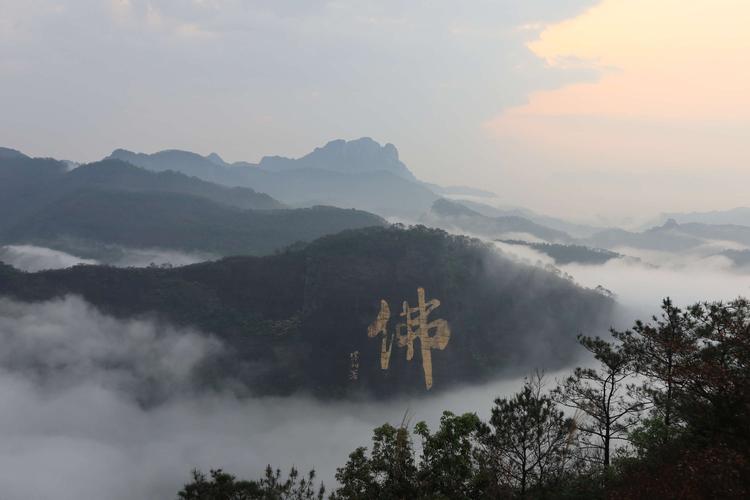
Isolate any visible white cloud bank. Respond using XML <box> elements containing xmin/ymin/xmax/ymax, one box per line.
<box><xmin>0</xmin><ymin>244</ymin><xmax>210</xmax><ymax>271</ymax></box>
<box><xmin>0</xmin><ymin>245</ymin><xmax>97</xmax><ymax>272</ymax></box>
<box><xmin>0</xmin><ymin>242</ymin><xmax>745</xmax><ymax>499</ymax></box>
<box><xmin>0</xmin><ymin>295</ymin><xmax>565</xmax><ymax>499</ymax></box>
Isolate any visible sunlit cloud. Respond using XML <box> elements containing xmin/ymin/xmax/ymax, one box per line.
<box><xmin>487</xmin><ymin>0</ymin><xmax>750</xmax><ymax>171</ymax></box>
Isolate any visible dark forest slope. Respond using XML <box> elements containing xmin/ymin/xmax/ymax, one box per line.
<box><xmin>0</xmin><ymin>226</ymin><xmax>614</xmax><ymax>398</ymax></box>
<box><xmin>3</xmin><ymin>189</ymin><xmax>385</xmax><ymax>257</ymax></box>
<box><xmin>0</xmin><ymin>156</ymin><xmax>384</xmax><ymax>258</ymax></box>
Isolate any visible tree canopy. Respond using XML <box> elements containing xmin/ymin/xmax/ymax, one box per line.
<box><xmin>178</xmin><ymin>297</ymin><xmax>750</xmax><ymax>499</ymax></box>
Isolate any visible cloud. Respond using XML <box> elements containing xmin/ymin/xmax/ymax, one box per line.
<box><xmin>523</xmin><ymin>0</ymin><xmax>750</xmax><ymax>122</ymax></box>
<box><xmin>483</xmin><ymin>0</ymin><xmax>750</xmax><ymax>218</ymax></box>
<box><xmin>493</xmin><ymin>240</ymin><xmax>555</xmax><ymax>264</ymax></box>
<box><xmin>0</xmin><ymin>252</ymin><xmax>741</xmax><ymax>498</ymax></box>
<box><xmin>0</xmin><ymin>245</ymin><xmax>98</xmax><ymax>272</ymax></box>
<box><xmin>0</xmin><ymin>244</ymin><xmax>211</xmax><ymax>271</ymax></box>
<box><xmin>0</xmin><ymin>294</ymin><xmax>573</xmax><ymax>499</ymax></box>
<box><xmin>560</xmin><ymin>256</ymin><xmax>750</xmax><ymax>319</ymax></box>
<box><xmin>0</xmin><ymin>296</ymin><xmax>222</xmax><ymax>402</ymax></box>
<box><xmin>490</xmin><ymin>236</ymin><xmax>750</xmax><ymax>319</ymax></box>
<box><xmin>0</xmin><ymin>0</ymin><xmax>598</xmax><ymax>188</ymax></box>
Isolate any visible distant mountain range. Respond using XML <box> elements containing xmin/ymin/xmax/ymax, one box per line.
<box><xmin>101</xmin><ymin>140</ymin><xmax>625</xmax><ymax>248</ymax></box>
<box><xmin>0</xmin><ymin>154</ymin><xmax>384</xmax><ymax>260</ymax></box>
<box><xmin>258</xmin><ymin>138</ymin><xmax>416</xmax><ymax>180</ymax></box>
<box><xmin>0</xmin><ymin>147</ymin><xmax>27</xmax><ymax>160</ymax></box>
<box><xmin>453</xmin><ymin>199</ymin><xmax>605</xmax><ymax>239</ymax></box>
<box><xmin>422</xmin><ymin>198</ymin><xmax>572</xmax><ymax>243</ymax></box>
<box><xmin>2</xmin><ymin>140</ymin><xmax>580</xmax><ymax>265</ymax></box>
<box><xmin>422</xmin><ymin>183</ymin><xmax>497</xmax><ymax>198</ymax></box>
<box><xmin>0</xmin><ymin>226</ymin><xmax>614</xmax><ymax>397</ymax></box>
<box><xmin>586</xmin><ymin>218</ymin><xmax>750</xmax><ymax>252</ymax></box>
<box><xmin>429</xmin><ymin>199</ymin><xmax>750</xmax><ymax>268</ymax></box>
<box><xmin>107</xmin><ymin>138</ymin><xmax>438</xmax><ymax>217</ymax></box>
<box><xmin>7</xmin><ymin>189</ymin><xmax>383</xmax><ymax>258</ymax></box>
<box><xmin>70</xmin><ymin>159</ymin><xmax>284</xmax><ymax>210</ymax></box>
<box><xmin>651</xmin><ymin>207</ymin><xmax>750</xmax><ymax>228</ymax></box>
<box><xmin>7</xmin><ymin>139</ymin><xmax>750</xmax><ymax>271</ymax></box>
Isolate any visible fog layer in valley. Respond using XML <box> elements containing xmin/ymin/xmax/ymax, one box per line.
<box><xmin>492</xmin><ymin>239</ymin><xmax>750</xmax><ymax>317</ymax></box>
<box><xmin>0</xmin><ymin>245</ymin><xmax>98</xmax><ymax>272</ymax></box>
<box><xmin>562</xmin><ymin>257</ymin><xmax>750</xmax><ymax>319</ymax></box>
<box><xmin>0</xmin><ymin>243</ymin><xmax>744</xmax><ymax>498</ymax></box>
<box><xmin>0</xmin><ymin>295</ymin><xmax>569</xmax><ymax>499</ymax></box>
<box><xmin>0</xmin><ymin>221</ymin><xmax>744</xmax><ymax>499</ymax></box>
<box><xmin>0</xmin><ymin>244</ymin><xmax>211</xmax><ymax>271</ymax></box>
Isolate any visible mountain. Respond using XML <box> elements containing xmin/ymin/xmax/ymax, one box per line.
<box><xmin>0</xmin><ymin>155</ymin><xmax>283</xmax><ymax>212</ymax></box>
<box><xmin>651</xmin><ymin>207</ymin><xmax>750</xmax><ymax>228</ymax></box>
<box><xmin>0</xmin><ymin>147</ymin><xmax>29</xmax><ymax>160</ymax></box>
<box><xmin>0</xmin><ymin>155</ymin><xmax>384</xmax><ymax>260</ymax></box>
<box><xmin>586</xmin><ymin>218</ymin><xmax>750</xmax><ymax>252</ymax></box>
<box><xmin>258</xmin><ymin>137</ymin><xmax>417</xmax><ymax>181</ymax></box>
<box><xmin>107</xmin><ymin>148</ymin><xmax>247</xmax><ymax>186</ymax></box>
<box><xmin>499</xmin><ymin>240</ymin><xmax>623</xmax><ymax>265</ymax></box>
<box><xmin>0</xmin><ymin>226</ymin><xmax>614</xmax><ymax>398</ymax></box>
<box><xmin>0</xmin><ymin>155</ymin><xmax>70</xmax><ymax>233</ymax></box>
<box><xmin>106</xmin><ymin>139</ymin><xmax>439</xmax><ymax>217</ymax></box>
<box><xmin>673</xmin><ymin>221</ymin><xmax>750</xmax><ymax>246</ymax></box>
<box><xmin>720</xmin><ymin>249</ymin><xmax>750</xmax><ymax>268</ymax></box>
<box><xmin>0</xmin><ymin>155</ymin><xmax>284</xmax><ymax>233</ymax></box>
<box><xmin>66</xmin><ymin>159</ymin><xmax>284</xmax><ymax>210</ymax></box>
<box><xmin>585</xmin><ymin>221</ymin><xmax>699</xmax><ymax>252</ymax></box>
<box><xmin>423</xmin><ymin>184</ymin><xmax>497</xmax><ymax>198</ymax></box>
<box><xmin>422</xmin><ymin>198</ymin><xmax>572</xmax><ymax>243</ymax></box>
<box><xmin>240</xmin><ymin>167</ymin><xmax>437</xmax><ymax>218</ymax></box>
<box><xmin>455</xmin><ymin>199</ymin><xmax>604</xmax><ymax>239</ymax></box>
<box><xmin>4</xmin><ymin>189</ymin><xmax>385</xmax><ymax>258</ymax></box>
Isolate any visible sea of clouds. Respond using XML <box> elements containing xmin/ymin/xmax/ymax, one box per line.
<box><xmin>0</xmin><ymin>240</ymin><xmax>747</xmax><ymax>498</ymax></box>
<box><xmin>0</xmin><ymin>295</ymin><xmax>568</xmax><ymax>499</ymax></box>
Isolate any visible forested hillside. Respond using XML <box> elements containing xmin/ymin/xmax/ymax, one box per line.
<box><xmin>0</xmin><ymin>155</ymin><xmax>385</xmax><ymax>259</ymax></box>
<box><xmin>0</xmin><ymin>226</ymin><xmax>614</xmax><ymax>398</ymax></box>
<box><xmin>180</xmin><ymin>299</ymin><xmax>750</xmax><ymax>499</ymax></box>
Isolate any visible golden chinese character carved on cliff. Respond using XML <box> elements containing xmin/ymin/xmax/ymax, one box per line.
<box><xmin>367</xmin><ymin>300</ymin><xmax>394</xmax><ymax>370</ymax></box>
<box><xmin>367</xmin><ymin>287</ymin><xmax>451</xmax><ymax>390</ymax></box>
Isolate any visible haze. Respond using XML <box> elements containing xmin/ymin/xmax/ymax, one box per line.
<box><xmin>3</xmin><ymin>0</ymin><xmax>748</xmax><ymax>222</ymax></box>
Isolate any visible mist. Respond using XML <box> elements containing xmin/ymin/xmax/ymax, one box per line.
<box><xmin>561</xmin><ymin>257</ymin><xmax>750</xmax><ymax>319</ymax></box>
<box><xmin>490</xmin><ymin>237</ymin><xmax>750</xmax><ymax>328</ymax></box>
<box><xmin>0</xmin><ymin>238</ymin><xmax>744</xmax><ymax>499</ymax></box>
<box><xmin>0</xmin><ymin>244</ymin><xmax>211</xmax><ymax>271</ymax></box>
<box><xmin>0</xmin><ymin>295</ymin><xmax>570</xmax><ymax>500</ymax></box>
<box><xmin>0</xmin><ymin>235</ymin><xmax>746</xmax><ymax>500</ymax></box>
<box><xmin>0</xmin><ymin>245</ymin><xmax>98</xmax><ymax>272</ymax></box>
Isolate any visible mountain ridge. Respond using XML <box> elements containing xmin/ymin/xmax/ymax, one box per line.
<box><xmin>106</xmin><ymin>139</ymin><xmax>438</xmax><ymax>217</ymax></box>
<box><xmin>0</xmin><ymin>155</ymin><xmax>386</xmax><ymax>260</ymax></box>
<box><xmin>422</xmin><ymin>198</ymin><xmax>573</xmax><ymax>243</ymax></box>
<box><xmin>0</xmin><ymin>225</ymin><xmax>614</xmax><ymax>398</ymax></box>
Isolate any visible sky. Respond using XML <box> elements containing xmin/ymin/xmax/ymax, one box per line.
<box><xmin>1</xmin><ymin>0</ymin><xmax>748</xmax><ymax>222</ymax></box>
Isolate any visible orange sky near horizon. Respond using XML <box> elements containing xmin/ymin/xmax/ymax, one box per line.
<box><xmin>487</xmin><ymin>0</ymin><xmax>750</xmax><ymax>174</ymax></box>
